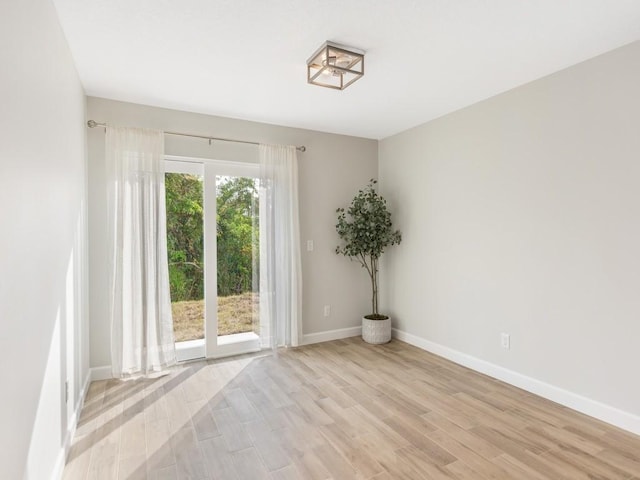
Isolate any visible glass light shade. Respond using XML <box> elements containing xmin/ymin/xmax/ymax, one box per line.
<box><xmin>307</xmin><ymin>41</ymin><xmax>364</xmax><ymax>90</ymax></box>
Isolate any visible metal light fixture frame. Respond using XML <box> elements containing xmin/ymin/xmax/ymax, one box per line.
<box><xmin>307</xmin><ymin>41</ymin><xmax>365</xmax><ymax>90</ymax></box>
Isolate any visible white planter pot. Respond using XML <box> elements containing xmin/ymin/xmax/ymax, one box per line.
<box><xmin>362</xmin><ymin>316</ymin><xmax>391</xmax><ymax>344</ymax></box>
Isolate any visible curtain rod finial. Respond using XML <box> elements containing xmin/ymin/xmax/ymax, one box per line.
<box><xmin>87</xmin><ymin>120</ymin><xmax>98</xmax><ymax>128</ymax></box>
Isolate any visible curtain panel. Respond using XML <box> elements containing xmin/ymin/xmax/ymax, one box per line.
<box><xmin>259</xmin><ymin>144</ymin><xmax>303</xmax><ymax>348</ymax></box>
<box><xmin>106</xmin><ymin>126</ymin><xmax>176</xmax><ymax>377</ymax></box>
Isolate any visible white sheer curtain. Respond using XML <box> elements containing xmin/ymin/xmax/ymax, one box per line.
<box><xmin>106</xmin><ymin>126</ymin><xmax>176</xmax><ymax>377</ymax></box>
<box><xmin>259</xmin><ymin>144</ymin><xmax>303</xmax><ymax>348</ymax></box>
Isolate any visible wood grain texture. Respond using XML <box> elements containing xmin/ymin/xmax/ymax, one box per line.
<box><xmin>63</xmin><ymin>338</ymin><xmax>640</xmax><ymax>479</ymax></box>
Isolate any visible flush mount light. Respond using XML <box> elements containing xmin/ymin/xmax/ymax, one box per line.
<box><xmin>307</xmin><ymin>41</ymin><xmax>365</xmax><ymax>90</ymax></box>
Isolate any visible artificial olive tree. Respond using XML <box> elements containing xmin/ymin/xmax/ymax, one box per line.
<box><xmin>335</xmin><ymin>179</ymin><xmax>402</xmax><ymax>319</ymax></box>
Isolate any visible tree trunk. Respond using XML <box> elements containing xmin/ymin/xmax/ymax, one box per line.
<box><xmin>372</xmin><ymin>257</ymin><xmax>378</xmax><ymax>316</ymax></box>
<box><xmin>370</xmin><ymin>264</ymin><xmax>376</xmax><ymax>315</ymax></box>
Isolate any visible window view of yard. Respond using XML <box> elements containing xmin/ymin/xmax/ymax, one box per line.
<box><xmin>165</xmin><ymin>171</ymin><xmax>259</xmax><ymax>342</ymax></box>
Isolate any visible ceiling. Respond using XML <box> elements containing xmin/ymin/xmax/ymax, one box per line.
<box><xmin>52</xmin><ymin>0</ymin><xmax>640</xmax><ymax>139</ymax></box>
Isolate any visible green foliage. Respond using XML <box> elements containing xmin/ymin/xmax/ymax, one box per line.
<box><xmin>165</xmin><ymin>173</ymin><xmax>259</xmax><ymax>301</ymax></box>
<box><xmin>335</xmin><ymin>179</ymin><xmax>401</xmax><ymax>316</ymax></box>
<box><xmin>216</xmin><ymin>177</ymin><xmax>259</xmax><ymax>296</ymax></box>
<box><xmin>166</xmin><ymin>173</ymin><xmax>204</xmax><ymax>301</ymax></box>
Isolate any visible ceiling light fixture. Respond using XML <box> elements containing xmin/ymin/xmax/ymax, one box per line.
<box><xmin>307</xmin><ymin>41</ymin><xmax>364</xmax><ymax>90</ymax></box>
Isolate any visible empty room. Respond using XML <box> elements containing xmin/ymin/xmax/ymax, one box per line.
<box><xmin>2</xmin><ymin>0</ymin><xmax>640</xmax><ymax>479</ymax></box>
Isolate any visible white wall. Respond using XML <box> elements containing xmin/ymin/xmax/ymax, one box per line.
<box><xmin>0</xmin><ymin>1</ymin><xmax>89</xmax><ymax>479</ymax></box>
<box><xmin>379</xmin><ymin>41</ymin><xmax>640</xmax><ymax>430</ymax></box>
<box><xmin>86</xmin><ymin>97</ymin><xmax>377</xmax><ymax>368</ymax></box>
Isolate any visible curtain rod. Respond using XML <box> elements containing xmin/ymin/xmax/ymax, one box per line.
<box><xmin>86</xmin><ymin>120</ymin><xmax>306</xmax><ymax>152</ymax></box>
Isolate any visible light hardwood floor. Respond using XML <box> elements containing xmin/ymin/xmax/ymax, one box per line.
<box><xmin>63</xmin><ymin>338</ymin><xmax>640</xmax><ymax>479</ymax></box>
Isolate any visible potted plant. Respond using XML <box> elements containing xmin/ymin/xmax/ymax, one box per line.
<box><xmin>335</xmin><ymin>179</ymin><xmax>402</xmax><ymax>344</ymax></box>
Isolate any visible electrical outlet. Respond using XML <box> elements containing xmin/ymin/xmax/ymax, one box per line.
<box><xmin>323</xmin><ymin>305</ymin><xmax>331</xmax><ymax>317</ymax></box>
<box><xmin>307</xmin><ymin>240</ymin><xmax>314</xmax><ymax>251</ymax></box>
<box><xmin>501</xmin><ymin>333</ymin><xmax>510</xmax><ymax>350</ymax></box>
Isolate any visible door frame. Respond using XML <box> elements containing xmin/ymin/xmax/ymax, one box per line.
<box><xmin>165</xmin><ymin>155</ymin><xmax>262</xmax><ymax>361</ymax></box>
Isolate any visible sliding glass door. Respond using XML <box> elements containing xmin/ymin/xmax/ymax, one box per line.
<box><xmin>165</xmin><ymin>157</ymin><xmax>262</xmax><ymax>361</ymax></box>
<box><xmin>165</xmin><ymin>160</ymin><xmax>205</xmax><ymax>360</ymax></box>
<box><xmin>204</xmin><ymin>163</ymin><xmax>262</xmax><ymax>358</ymax></box>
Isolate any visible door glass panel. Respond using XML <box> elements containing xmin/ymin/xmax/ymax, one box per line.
<box><xmin>165</xmin><ymin>171</ymin><xmax>204</xmax><ymax>343</ymax></box>
<box><xmin>215</xmin><ymin>175</ymin><xmax>260</xmax><ymax>338</ymax></box>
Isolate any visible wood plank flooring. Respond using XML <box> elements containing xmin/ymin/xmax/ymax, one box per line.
<box><xmin>63</xmin><ymin>338</ymin><xmax>640</xmax><ymax>479</ymax></box>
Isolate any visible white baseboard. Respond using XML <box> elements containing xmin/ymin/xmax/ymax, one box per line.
<box><xmin>393</xmin><ymin>328</ymin><xmax>640</xmax><ymax>436</ymax></box>
<box><xmin>301</xmin><ymin>326</ymin><xmax>362</xmax><ymax>345</ymax></box>
<box><xmin>51</xmin><ymin>369</ymin><xmax>92</xmax><ymax>480</ymax></box>
<box><xmin>90</xmin><ymin>365</ymin><xmax>113</xmax><ymax>381</ymax></box>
